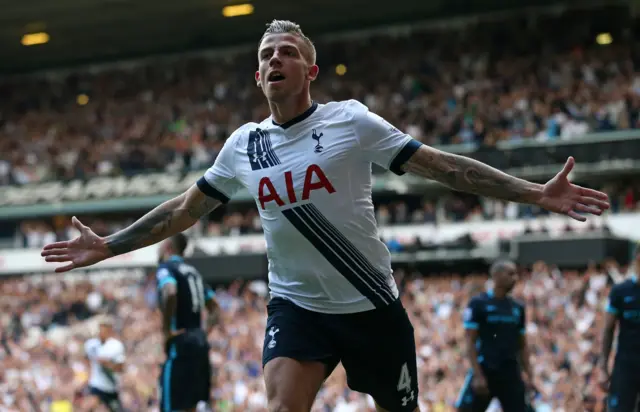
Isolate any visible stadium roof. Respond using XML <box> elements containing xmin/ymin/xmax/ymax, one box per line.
<box><xmin>0</xmin><ymin>0</ymin><xmax>608</xmax><ymax>73</ymax></box>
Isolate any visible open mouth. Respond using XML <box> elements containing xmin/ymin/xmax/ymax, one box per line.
<box><xmin>268</xmin><ymin>72</ymin><xmax>286</xmax><ymax>83</ymax></box>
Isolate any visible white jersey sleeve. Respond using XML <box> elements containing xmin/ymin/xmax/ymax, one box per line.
<box><xmin>84</xmin><ymin>338</ymin><xmax>100</xmax><ymax>359</ymax></box>
<box><xmin>107</xmin><ymin>340</ymin><xmax>126</xmax><ymax>364</ymax></box>
<box><xmin>348</xmin><ymin>100</ymin><xmax>422</xmax><ymax>175</ymax></box>
<box><xmin>197</xmin><ymin>129</ymin><xmax>245</xmax><ymax>203</ymax></box>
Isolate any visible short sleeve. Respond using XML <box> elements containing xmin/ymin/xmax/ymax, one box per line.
<box><xmin>463</xmin><ymin>300</ymin><xmax>482</xmax><ymax>330</ymax></box>
<box><xmin>197</xmin><ymin>131</ymin><xmax>244</xmax><ymax>203</ymax></box>
<box><xmin>156</xmin><ymin>267</ymin><xmax>176</xmax><ymax>290</ymax></box>
<box><xmin>112</xmin><ymin>342</ymin><xmax>126</xmax><ymax>364</ymax></box>
<box><xmin>606</xmin><ymin>286</ymin><xmax>621</xmax><ymax>317</ymax></box>
<box><xmin>349</xmin><ymin>100</ymin><xmax>423</xmax><ymax>175</ymax></box>
<box><xmin>84</xmin><ymin>339</ymin><xmax>99</xmax><ymax>358</ymax></box>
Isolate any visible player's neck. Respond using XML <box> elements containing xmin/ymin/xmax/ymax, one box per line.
<box><xmin>492</xmin><ymin>288</ymin><xmax>509</xmax><ymax>299</ymax></box>
<box><xmin>269</xmin><ymin>94</ymin><xmax>313</xmax><ymax>125</ymax></box>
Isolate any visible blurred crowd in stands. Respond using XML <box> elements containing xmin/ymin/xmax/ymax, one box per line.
<box><xmin>0</xmin><ymin>10</ymin><xmax>639</xmax><ymax>187</ymax></box>
<box><xmin>0</xmin><ymin>260</ymin><xmax>629</xmax><ymax>411</ymax></box>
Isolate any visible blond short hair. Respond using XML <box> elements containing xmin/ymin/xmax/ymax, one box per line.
<box><xmin>260</xmin><ymin>19</ymin><xmax>316</xmax><ymax>64</ymax></box>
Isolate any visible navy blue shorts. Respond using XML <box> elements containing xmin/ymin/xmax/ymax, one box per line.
<box><xmin>262</xmin><ymin>297</ymin><xmax>418</xmax><ymax>412</ymax></box>
<box><xmin>88</xmin><ymin>386</ymin><xmax>122</xmax><ymax>412</ymax></box>
<box><xmin>455</xmin><ymin>365</ymin><xmax>528</xmax><ymax>412</ymax></box>
<box><xmin>607</xmin><ymin>358</ymin><xmax>640</xmax><ymax>412</ymax></box>
<box><xmin>160</xmin><ymin>329</ymin><xmax>211</xmax><ymax>412</ymax></box>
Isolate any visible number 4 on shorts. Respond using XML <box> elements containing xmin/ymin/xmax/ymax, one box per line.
<box><xmin>397</xmin><ymin>362</ymin><xmax>412</xmax><ymax>393</ymax></box>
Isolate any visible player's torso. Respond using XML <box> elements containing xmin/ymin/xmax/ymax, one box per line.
<box><xmin>615</xmin><ymin>280</ymin><xmax>640</xmax><ymax>356</ymax></box>
<box><xmin>162</xmin><ymin>259</ymin><xmax>206</xmax><ymax>330</ymax></box>
<box><xmin>89</xmin><ymin>339</ymin><xmax>121</xmax><ymax>390</ymax></box>
<box><xmin>230</xmin><ymin>102</ymin><xmax>396</xmax><ymax>314</ymax></box>
<box><xmin>477</xmin><ymin>295</ymin><xmax>522</xmax><ymax>365</ymax></box>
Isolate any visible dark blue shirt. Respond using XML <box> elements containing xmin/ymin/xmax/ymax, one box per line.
<box><xmin>463</xmin><ymin>290</ymin><xmax>526</xmax><ymax>370</ymax></box>
<box><xmin>606</xmin><ymin>275</ymin><xmax>640</xmax><ymax>360</ymax></box>
<box><xmin>156</xmin><ymin>256</ymin><xmax>215</xmax><ymax>331</ymax></box>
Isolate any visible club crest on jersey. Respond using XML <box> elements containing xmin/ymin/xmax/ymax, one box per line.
<box><xmin>247</xmin><ymin>128</ymin><xmax>281</xmax><ymax>170</ymax></box>
<box><xmin>312</xmin><ymin>129</ymin><xmax>323</xmax><ymax>153</ymax></box>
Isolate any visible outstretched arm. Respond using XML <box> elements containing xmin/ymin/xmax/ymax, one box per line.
<box><xmin>401</xmin><ymin>146</ymin><xmax>609</xmax><ymax>221</ymax></box>
<box><xmin>41</xmin><ymin>185</ymin><xmax>221</xmax><ymax>272</ymax></box>
<box><xmin>401</xmin><ymin>145</ymin><xmax>541</xmax><ymax>203</ymax></box>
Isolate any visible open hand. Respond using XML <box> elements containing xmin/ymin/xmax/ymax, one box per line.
<box><xmin>40</xmin><ymin>217</ymin><xmax>111</xmax><ymax>273</ymax></box>
<box><xmin>537</xmin><ymin>157</ymin><xmax>610</xmax><ymax>221</ymax></box>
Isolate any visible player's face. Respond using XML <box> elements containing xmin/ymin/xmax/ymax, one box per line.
<box><xmin>256</xmin><ymin>34</ymin><xmax>318</xmax><ymax>102</ymax></box>
<box><xmin>495</xmin><ymin>264</ymin><xmax>518</xmax><ymax>292</ymax></box>
<box><xmin>99</xmin><ymin>325</ymin><xmax>111</xmax><ymax>341</ymax></box>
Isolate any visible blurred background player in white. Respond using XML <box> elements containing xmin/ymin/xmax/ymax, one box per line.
<box><xmin>42</xmin><ymin>19</ymin><xmax>610</xmax><ymax>412</ymax></box>
<box><xmin>84</xmin><ymin>318</ymin><xmax>125</xmax><ymax>412</ymax></box>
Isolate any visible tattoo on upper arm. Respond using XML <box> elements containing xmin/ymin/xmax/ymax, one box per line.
<box><xmin>401</xmin><ymin>146</ymin><xmax>539</xmax><ymax>203</ymax></box>
<box><xmin>187</xmin><ymin>196</ymin><xmax>221</xmax><ymax>220</ymax></box>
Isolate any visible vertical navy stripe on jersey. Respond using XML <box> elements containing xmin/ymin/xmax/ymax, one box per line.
<box><xmin>247</xmin><ymin>129</ymin><xmax>280</xmax><ymax>170</ymax></box>
<box><xmin>282</xmin><ymin>205</ymin><xmax>394</xmax><ymax>307</ymax></box>
<box><xmin>299</xmin><ymin>204</ymin><xmax>394</xmax><ymax>297</ymax></box>
<box><xmin>261</xmin><ymin>129</ymin><xmax>281</xmax><ymax>165</ymax></box>
<box><xmin>247</xmin><ymin>129</ymin><xmax>270</xmax><ymax>170</ymax></box>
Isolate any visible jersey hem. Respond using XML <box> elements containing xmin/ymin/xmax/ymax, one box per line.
<box><xmin>269</xmin><ymin>292</ymin><xmax>385</xmax><ymax>314</ymax></box>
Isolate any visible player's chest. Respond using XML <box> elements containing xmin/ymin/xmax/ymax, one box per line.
<box><xmin>240</xmin><ymin>126</ymin><xmax>354</xmax><ymax>210</ymax></box>
<box><xmin>482</xmin><ymin>303</ymin><xmax>520</xmax><ymax>327</ymax></box>
<box><xmin>620</xmin><ymin>289</ymin><xmax>640</xmax><ymax>322</ymax></box>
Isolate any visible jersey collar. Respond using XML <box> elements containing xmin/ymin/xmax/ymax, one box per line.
<box><xmin>271</xmin><ymin>101</ymin><xmax>318</xmax><ymax>130</ymax></box>
<box><xmin>632</xmin><ymin>274</ymin><xmax>638</xmax><ymax>283</ymax></box>
<box><xmin>168</xmin><ymin>255</ymin><xmax>183</xmax><ymax>263</ymax></box>
<box><xmin>486</xmin><ymin>289</ymin><xmax>508</xmax><ymax>299</ymax></box>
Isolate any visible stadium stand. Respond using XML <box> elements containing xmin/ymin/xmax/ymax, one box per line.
<box><xmin>0</xmin><ymin>263</ymin><xmax>626</xmax><ymax>411</ymax></box>
<box><xmin>0</xmin><ymin>10</ymin><xmax>638</xmax><ymax>185</ymax></box>
<box><xmin>1</xmin><ymin>4</ymin><xmax>640</xmax><ymax>412</ymax></box>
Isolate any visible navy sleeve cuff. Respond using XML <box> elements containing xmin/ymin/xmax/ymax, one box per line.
<box><xmin>197</xmin><ymin>177</ymin><xmax>230</xmax><ymax>203</ymax></box>
<box><xmin>389</xmin><ymin>139</ymin><xmax>422</xmax><ymax>176</ymax></box>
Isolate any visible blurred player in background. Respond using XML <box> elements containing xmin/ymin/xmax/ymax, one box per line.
<box><xmin>84</xmin><ymin>318</ymin><xmax>125</xmax><ymax>412</ymax></box>
<box><xmin>599</xmin><ymin>246</ymin><xmax>640</xmax><ymax>412</ymax></box>
<box><xmin>456</xmin><ymin>260</ymin><xmax>533</xmax><ymax>412</ymax></box>
<box><xmin>156</xmin><ymin>233</ymin><xmax>217</xmax><ymax>412</ymax></box>
<box><xmin>42</xmin><ymin>19</ymin><xmax>609</xmax><ymax>412</ymax></box>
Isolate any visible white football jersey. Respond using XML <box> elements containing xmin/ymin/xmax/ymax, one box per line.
<box><xmin>198</xmin><ymin>100</ymin><xmax>422</xmax><ymax>314</ymax></box>
<box><xmin>85</xmin><ymin>337</ymin><xmax>125</xmax><ymax>393</ymax></box>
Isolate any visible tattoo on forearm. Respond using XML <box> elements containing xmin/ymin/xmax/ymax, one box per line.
<box><xmin>105</xmin><ymin>193</ymin><xmax>219</xmax><ymax>256</ymax></box>
<box><xmin>402</xmin><ymin>147</ymin><xmax>541</xmax><ymax>203</ymax></box>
